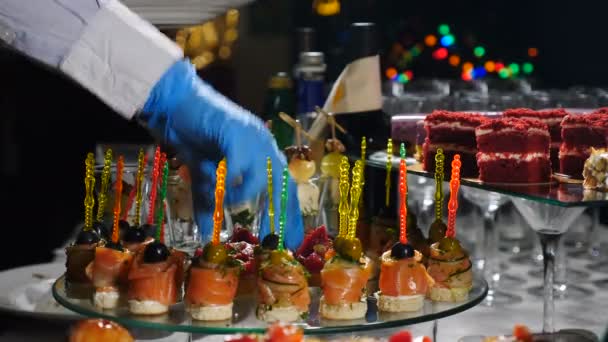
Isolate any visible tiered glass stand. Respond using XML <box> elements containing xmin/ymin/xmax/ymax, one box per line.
<box><xmin>367</xmin><ymin>154</ymin><xmax>607</xmax><ymax>341</ymax></box>
<box><xmin>53</xmin><ymin>274</ymin><xmax>487</xmax><ymax>335</ymax></box>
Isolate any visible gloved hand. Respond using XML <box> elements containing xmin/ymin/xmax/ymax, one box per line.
<box><xmin>140</xmin><ymin>60</ymin><xmax>304</xmax><ymax>250</ymax></box>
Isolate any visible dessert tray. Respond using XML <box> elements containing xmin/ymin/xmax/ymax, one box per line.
<box><xmin>53</xmin><ymin>274</ymin><xmax>488</xmax><ymax>335</ymax></box>
<box><xmin>365</xmin><ymin>151</ymin><xmax>608</xmax><ymax>207</ymax></box>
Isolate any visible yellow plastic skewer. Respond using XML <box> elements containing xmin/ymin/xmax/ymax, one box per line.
<box><xmin>359</xmin><ymin>137</ymin><xmax>366</xmax><ymax>206</ymax></box>
<box><xmin>212</xmin><ymin>159</ymin><xmax>227</xmax><ymax>245</ymax></box>
<box><xmin>96</xmin><ymin>149</ymin><xmax>112</xmax><ymax>223</ymax></box>
<box><xmin>347</xmin><ymin>160</ymin><xmax>363</xmax><ymax>240</ymax></box>
<box><xmin>134</xmin><ymin>148</ymin><xmax>145</xmax><ymax>227</ymax></box>
<box><xmin>267</xmin><ymin>157</ymin><xmax>275</xmax><ymax>235</ymax></box>
<box><xmin>434</xmin><ymin>148</ymin><xmax>445</xmax><ymax>221</ymax></box>
<box><xmin>337</xmin><ymin>156</ymin><xmax>350</xmax><ymax>238</ymax></box>
<box><xmin>385</xmin><ymin>139</ymin><xmax>393</xmax><ymax>207</ymax></box>
<box><xmin>83</xmin><ymin>153</ymin><xmax>96</xmax><ymax>231</ymax></box>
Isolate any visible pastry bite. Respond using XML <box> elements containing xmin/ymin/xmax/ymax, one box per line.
<box><xmin>127</xmin><ymin>241</ymin><xmax>185</xmax><ymax>315</ymax></box>
<box><xmin>186</xmin><ymin>243</ymin><xmax>241</xmax><ymax>321</ymax></box>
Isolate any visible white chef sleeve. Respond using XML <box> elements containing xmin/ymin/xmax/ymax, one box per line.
<box><xmin>0</xmin><ymin>0</ymin><xmax>182</xmax><ymax>119</ymax></box>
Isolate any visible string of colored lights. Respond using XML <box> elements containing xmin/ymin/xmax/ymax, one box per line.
<box><xmin>386</xmin><ymin>24</ymin><xmax>537</xmax><ymax>83</ymax></box>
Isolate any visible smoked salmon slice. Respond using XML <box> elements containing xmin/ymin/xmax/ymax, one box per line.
<box><xmin>426</xmin><ymin>244</ymin><xmax>472</xmax><ymax>289</ymax></box>
<box><xmin>186</xmin><ymin>266</ymin><xmax>239</xmax><ymax>306</ymax></box>
<box><xmin>86</xmin><ymin>247</ymin><xmax>133</xmax><ymax>288</ymax></box>
<box><xmin>378</xmin><ymin>251</ymin><xmax>434</xmax><ymax>297</ymax></box>
<box><xmin>320</xmin><ymin>258</ymin><xmax>371</xmax><ymax>305</ymax></box>
<box><xmin>127</xmin><ymin>253</ymin><xmax>179</xmax><ymax>305</ymax></box>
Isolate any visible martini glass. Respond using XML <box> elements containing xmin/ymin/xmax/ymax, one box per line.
<box><xmin>511</xmin><ymin>198</ymin><xmax>589</xmax><ymax>336</ymax></box>
<box><xmin>461</xmin><ymin>187</ymin><xmax>523</xmax><ymax>306</ymax></box>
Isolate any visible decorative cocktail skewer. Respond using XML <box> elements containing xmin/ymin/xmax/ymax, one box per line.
<box><xmin>156</xmin><ymin>162</ymin><xmax>169</xmax><ymax>243</ymax></box>
<box><xmin>429</xmin><ymin>149</ymin><xmax>448</xmax><ymax>243</ymax></box>
<box><xmin>333</xmin><ymin>156</ymin><xmax>351</xmax><ymax>252</ymax></box>
<box><xmin>110</xmin><ymin>156</ymin><xmax>125</xmax><ymax>246</ymax></box>
<box><xmin>147</xmin><ymin>147</ymin><xmax>162</xmax><ymax>225</ymax></box>
<box><xmin>347</xmin><ymin>160</ymin><xmax>363</xmax><ymax>240</ymax></box>
<box><xmin>399</xmin><ymin>144</ymin><xmax>408</xmax><ymax>245</ymax></box>
<box><xmin>267</xmin><ymin>157</ymin><xmax>275</xmax><ymax>235</ymax></box>
<box><xmin>96</xmin><ymin>149</ymin><xmax>113</xmax><ymax>224</ymax></box>
<box><xmin>212</xmin><ymin>159</ymin><xmax>227</xmax><ymax>246</ymax></box>
<box><xmin>134</xmin><ymin>149</ymin><xmax>146</xmax><ymax>227</ymax></box>
<box><xmin>277</xmin><ymin>168</ymin><xmax>289</xmax><ymax>252</ymax></box>
<box><xmin>446</xmin><ymin>155</ymin><xmax>461</xmax><ymax>239</ymax></box>
<box><xmin>83</xmin><ymin>153</ymin><xmax>96</xmax><ymax>232</ymax></box>
<box><xmin>200</xmin><ymin>159</ymin><xmax>229</xmax><ymax>265</ymax></box>
<box><xmin>385</xmin><ymin>139</ymin><xmax>393</xmax><ymax>207</ymax></box>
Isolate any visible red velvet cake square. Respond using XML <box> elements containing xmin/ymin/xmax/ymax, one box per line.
<box><xmin>423</xmin><ymin>110</ymin><xmax>490</xmax><ymax>177</ymax></box>
<box><xmin>559</xmin><ymin>113</ymin><xmax>608</xmax><ymax>178</ymax></box>
<box><xmin>475</xmin><ymin>117</ymin><xmax>551</xmax><ymax>183</ymax></box>
<box><xmin>503</xmin><ymin>108</ymin><xmax>567</xmax><ymax>171</ymax></box>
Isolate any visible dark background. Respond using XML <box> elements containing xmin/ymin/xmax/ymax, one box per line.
<box><xmin>1</xmin><ymin>0</ymin><xmax>607</xmax><ymax>270</ymax></box>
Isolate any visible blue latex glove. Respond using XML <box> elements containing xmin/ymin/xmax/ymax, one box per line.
<box><xmin>140</xmin><ymin>60</ymin><xmax>303</xmax><ymax>250</ymax></box>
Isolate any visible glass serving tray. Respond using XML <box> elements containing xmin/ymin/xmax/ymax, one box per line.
<box><xmin>364</xmin><ymin>151</ymin><xmax>608</xmax><ymax>208</ymax></box>
<box><xmin>53</xmin><ymin>274</ymin><xmax>488</xmax><ymax>335</ymax></box>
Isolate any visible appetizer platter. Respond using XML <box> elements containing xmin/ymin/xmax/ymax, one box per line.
<box><xmin>54</xmin><ymin>142</ymin><xmax>487</xmax><ymax>335</ymax></box>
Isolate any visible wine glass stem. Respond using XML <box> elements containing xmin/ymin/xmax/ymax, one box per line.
<box><xmin>483</xmin><ymin>210</ymin><xmax>499</xmax><ymax>289</ymax></box>
<box><xmin>538</xmin><ymin>232</ymin><xmax>560</xmax><ymax>334</ymax></box>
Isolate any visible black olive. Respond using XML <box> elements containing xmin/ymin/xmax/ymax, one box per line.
<box><xmin>391</xmin><ymin>242</ymin><xmax>415</xmax><ymax>259</ymax></box>
<box><xmin>261</xmin><ymin>234</ymin><xmax>279</xmax><ymax>250</ymax></box>
<box><xmin>123</xmin><ymin>227</ymin><xmax>146</xmax><ymax>243</ymax></box>
<box><xmin>140</xmin><ymin>223</ymin><xmax>158</xmax><ymax>238</ymax></box>
<box><xmin>75</xmin><ymin>229</ymin><xmax>100</xmax><ymax>245</ymax></box>
<box><xmin>104</xmin><ymin>241</ymin><xmax>124</xmax><ymax>252</ymax></box>
<box><xmin>119</xmin><ymin>220</ymin><xmax>131</xmax><ymax>232</ymax></box>
<box><xmin>93</xmin><ymin>221</ymin><xmax>111</xmax><ymax>240</ymax></box>
<box><xmin>143</xmin><ymin>241</ymin><xmax>170</xmax><ymax>263</ymax></box>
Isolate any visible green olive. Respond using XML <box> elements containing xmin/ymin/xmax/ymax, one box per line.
<box><xmin>429</xmin><ymin>219</ymin><xmax>448</xmax><ymax>244</ymax></box>
<box><xmin>339</xmin><ymin>238</ymin><xmax>363</xmax><ymax>262</ymax></box>
<box><xmin>438</xmin><ymin>237</ymin><xmax>463</xmax><ymax>254</ymax></box>
<box><xmin>203</xmin><ymin>242</ymin><xmax>228</xmax><ymax>264</ymax></box>
<box><xmin>270</xmin><ymin>250</ymin><xmax>289</xmax><ymax>265</ymax></box>
<box><xmin>333</xmin><ymin>236</ymin><xmax>346</xmax><ymax>253</ymax></box>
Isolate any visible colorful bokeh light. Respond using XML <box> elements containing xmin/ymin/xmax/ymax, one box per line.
<box><xmin>472</xmin><ymin>67</ymin><xmax>487</xmax><ymax>79</ymax></box>
<box><xmin>411</xmin><ymin>45</ymin><xmax>422</xmax><ymax>57</ymax></box>
<box><xmin>462</xmin><ymin>62</ymin><xmax>474</xmax><ymax>72</ymax></box>
<box><xmin>425</xmin><ymin>35</ymin><xmax>437</xmax><ymax>47</ymax></box>
<box><xmin>528</xmin><ymin>47</ymin><xmax>538</xmax><ymax>57</ymax></box>
<box><xmin>386</xmin><ymin>67</ymin><xmax>398</xmax><ymax>80</ymax></box>
<box><xmin>405</xmin><ymin>70</ymin><xmax>414</xmax><ymax>80</ymax></box>
<box><xmin>498</xmin><ymin>68</ymin><xmax>511</xmax><ymax>79</ymax></box>
<box><xmin>522</xmin><ymin>62</ymin><xmax>534</xmax><ymax>74</ymax></box>
<box><xmin>449</xmin><ymin>55</ymin><xmax>461</xmax><ymax>66</ymax></box>
<box><xmin>432</xmin><ymin>47</ymin><xmax>448</xmax><ymax>60</ymax></box>
<box><xmin>473</xmin><ymin>46</ymin><xmax>485</xmax><ymax>58</ymax></box>
<box><xmin>484</xmin><ymin>61</ymin><xmax>495</xmax><ymax>72</ymax></box>
<box><xmin>509</xmin><ymin>63</ymin><xmax>520</xmax><ymax>75</ymax></box>
<box><xmin>397</xmin><ymin>73</ymin><xmax>409</xmax><ymax>83</ymax></box>
<box><xmin>495</xmin><ymin>62</ymin><xmax>505</xmax><ymax>71</ymax></box>
<box><xmin>438</xmin><ymin>24</ymin><xmax>450</xmax><ymax>36</ymax></box>
<box><xmin>440</xmin><ymin>34</ymin><xmax>455</xmax><ymax>47</ymax></box>
<box><xmin>461</xmin><ymin>70</ymin><xmax>472</xmax><ymax>81</ymax></box>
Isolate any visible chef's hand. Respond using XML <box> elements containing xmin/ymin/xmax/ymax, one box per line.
<box><xmin>0</xmin><ymin>0</ymin><xmax>304</xmax><ymax>247</ymax></box>
<box><xmin>140</xmin><ymin>60</ymin><xmax>304</xmax><ymax>248</ymax></box>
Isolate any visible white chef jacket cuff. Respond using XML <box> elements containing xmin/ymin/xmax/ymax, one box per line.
<box><xmin>59</xmin><ymin>0</ymin><xmax>183</xmax><ymax>120</ymax></box>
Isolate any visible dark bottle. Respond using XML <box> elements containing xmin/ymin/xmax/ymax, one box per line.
<box><xmin>295</xmin><ymin>51</ymin><xmax>327</xmax><ymax>132</ymax></box>
<box><xmin>264</xmin><ymin>72</ymin><xmax>296</xmax><ymax>150</ymax></box>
